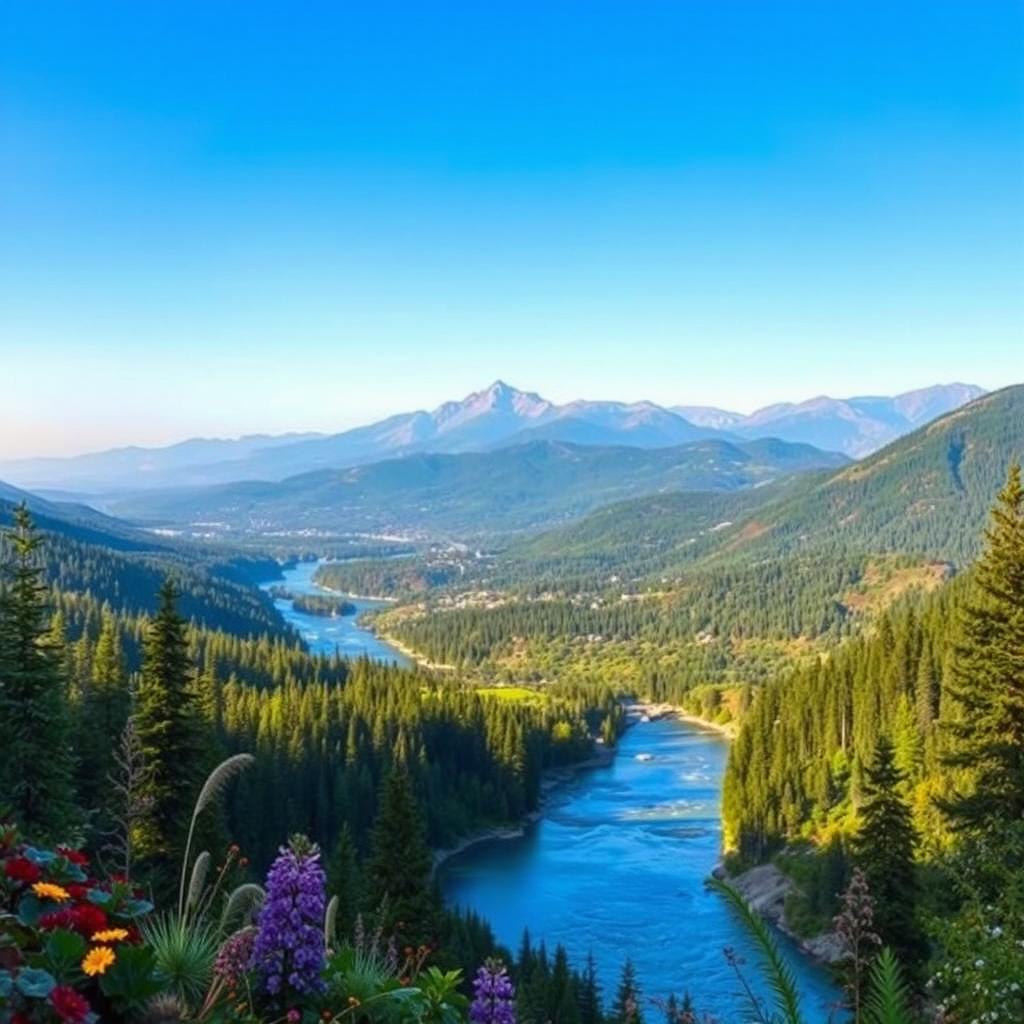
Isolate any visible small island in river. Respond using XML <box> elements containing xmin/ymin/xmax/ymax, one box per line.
<box><xmin>267</xmin><ymin>585</ymin><xmax>356</xmax><ymax>617</ymax></box>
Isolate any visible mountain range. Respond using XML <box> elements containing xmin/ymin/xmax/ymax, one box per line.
<box><xmin>505</xmin><ymin>384</ymin><xmax>1024</xmax><ymax>584</ymax></box>
<box><xmin>100</xmin><ymin>437</ymin><xmax>848</xmax><ymax>539</ymax></box>
<box><xmin>0</xmin><ymin>380</ymin><xmax>985</xmax><ymax>493</ymax></box>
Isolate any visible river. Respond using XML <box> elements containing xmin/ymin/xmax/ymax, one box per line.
<box><xmin>439</xmin><ymin>716</ymin><xmax>842</xmax><ymax>1021</ymax></box>
<box><xmin>267</xmin><ymin>562</ymin><xmax>841</xmax><ymax>1020</ymax></box>
<box><xmin>261</xmin><ymin>559</ymin><xmax>411</xmax><ymax>665</ymax></box>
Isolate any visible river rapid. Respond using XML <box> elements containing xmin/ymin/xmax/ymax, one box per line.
<box><xmin>439</xmin><ymin>716</ymin><xmax>842</xmax><ymax>1020</ymax></box>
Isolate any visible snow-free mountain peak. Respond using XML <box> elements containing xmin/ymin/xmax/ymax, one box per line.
<box><xmin>0</xmin><ymin>381</ymin><xmax>987</xmax><ymax>492</ymax></box>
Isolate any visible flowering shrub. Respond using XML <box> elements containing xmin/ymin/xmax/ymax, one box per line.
<box><xmin>926</xmin><ymin>822</ymin><xmax>1024</xmax><ymax>1023</ymax></box>
<box><xmin>469</xmin><ymin>960</ymin><xmax>515</xmax><ymax>1024</ymax></box>
<box><xmin>249</xmin><ymin>836</ymin><xmax>327</xmax><ymax>1003</ymax></box>
<box><xmin>0</xmin><ymin>824</ymin><xmax>162</xmax><ymax>1022</ymax></box>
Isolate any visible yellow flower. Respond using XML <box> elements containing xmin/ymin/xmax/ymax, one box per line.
<box><xmin>31</xmin><ymin>882</ymin><xmax>70</xmax><ymax>902</ymax></box>
<box><xmin>91</xmin><ymin>928</ymin><xmax>130</xmax><ymax>943</ymax></box>
<box><xmin>81</xmin><ymin>946</ymin><xmax>116</xmax><ymax>976</ymax></box>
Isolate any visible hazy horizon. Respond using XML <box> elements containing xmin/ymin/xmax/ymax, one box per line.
<box><xmin>0</xmin><ymin>376</ymin><xmax>1005</xmax><ymax>462</ymax></box>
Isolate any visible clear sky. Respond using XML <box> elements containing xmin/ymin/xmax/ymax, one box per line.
<box><xmin>1</xmin><ymin>1</ymin><xmax>1022</xmax><ymax>458</ymax></box>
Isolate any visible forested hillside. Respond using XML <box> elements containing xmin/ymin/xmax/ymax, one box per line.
<box><xmin>1</xmin><ymin>505</ymin><xmax>620</xmax><ymax>870</ymax></box>
<box><xmin>375</xmin><ymin>387</ymin><xmax>1022</xmax><ymax>700</ymax></box>
<box><xmin>105</xmin><ymin>436</ymin><xmax>846</xmax><ymax>539</ymax></box>
<box><xmin>1</xmin><ymin>489</ymin><xmax>287</xmax><ymax>637</ymax></box>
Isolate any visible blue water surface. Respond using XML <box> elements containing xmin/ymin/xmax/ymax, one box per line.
<box><xmin>261</xmin><ymin>559</ymin><xmax>411</xmax><ymax>665</ymax></box>
<box><xmin>440</xmin><ymin>716</ymin><xmax>843</xmax><ymax>1021</ymax></box>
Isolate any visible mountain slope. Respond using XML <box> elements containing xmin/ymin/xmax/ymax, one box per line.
<box><xmin>730</xmin><ymin>383</ymin><xmax>986</xmax><ymax>457</ymax></box>
<box><xmin>106</xmin><ymin>438</ymin><xmax>848</xmax><ymax>539</ymax></box>
<box><xmin>0</xmin><ymin>480</ymin><xmax>287</xmax><ymax>636</ymax></box>
<box><xmin>499</xmin><ymin>400</ymin><xmax>721</xmax><ymax>448</ymax></box>
<box><xmin>503</xmin><ymin>384</ymin><xmax>1022</xmax><ymax>582</ymax></box>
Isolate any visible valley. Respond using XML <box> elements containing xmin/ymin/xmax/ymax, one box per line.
<box><xmin>2</xmin><ymin>381</ymin><xmax>1022</xmax><ymax>1023</ymax></box>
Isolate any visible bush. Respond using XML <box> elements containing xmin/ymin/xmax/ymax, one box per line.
<box><xmin>0</xmin><ymin>823</ymin><xmax>163</xmax><ymax>1022</ymax></box>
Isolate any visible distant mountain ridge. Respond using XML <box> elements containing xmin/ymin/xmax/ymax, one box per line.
<box><xmin>0</xmin><ymin>380</ymin><xmax>985</xmax><ymax>492</ymax></box>
<box><xmin>104</xmin><ymin>436</ymin><xmax>849</xmax><ymax>539</ymax></box>
<box><xmin>677</xmin><ymin>382</ymin><xmax>985</xmax><ymax>457</ymax></box>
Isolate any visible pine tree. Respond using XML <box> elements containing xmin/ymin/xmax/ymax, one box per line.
<box><xmin>853</xmin><ymin>736</ymin><xmax>925</xmax><ymax>974</ymax></box>
<box><xmin>133</xmin><ymin>578</ymin><xmax>206</xmax><ymax>889</ymax></box>
<box><xmin>942</xmin><ymin>461</ymin><xmax>1024</xmax><ymax>834</ymax></box>
<box><xmin>550</xmin><ymin>945</ymin><xmax>580</xmax><ymax>1024</ymax></box>
<box><xmin>76</xmin><ymin>610</ymin><xmax>130</xmax><ymax>822</ymax></box>
<box><xmin>611</xmin><ymin>959</ymin><xmax>642</xmax><ymax>1024</ymax></box>
<box><xmin>327</xmin><ymin>821</ymin><xmax>362</xmax><ymax>940</ymax></box>
<box><xmin>577</xmin><ymin>951</ymin><xmax>603</xmax><ymax>1024</ymax></box>
<box><xmin>0</xmin><ymin>506</ymin><xmax>76</xmax><ymax>839</ymax></box>
<box><xmin>365</xmin><ymin>768</ymin><xmax>436</xmax><ymax>946</ymax></box>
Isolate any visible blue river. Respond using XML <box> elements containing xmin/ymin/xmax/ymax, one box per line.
<box><xmin>439</xmin><ymin>717</ymin><xmax>842</xmax><ymax>1021</ymax></box>
<box><xmin>260</xmin><ymin>559</ymin><xmax>411</xmax><ymax>665</ymax></box>
<box><xmin>268</xmin><ymin>560</ymin><xmax>841</xmax><ymax>1020</ymax></box>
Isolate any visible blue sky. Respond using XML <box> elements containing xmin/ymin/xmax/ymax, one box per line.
<box><xmin>1</xmin><ymin>1</ymin><xmax>1022</xmax><ymax>457</ymax></box>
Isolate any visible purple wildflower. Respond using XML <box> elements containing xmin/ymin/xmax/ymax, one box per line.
<box><xmin>214</xmin><ymin>928</ymin><xmax>256</xmax><ymax>988</ymax></box>
<box><xmin>250</xmin><ymin>834</ymin><xmax>327</xmax><ymax>999</ymax></box>
<box><xmin>470</xmin><ymin>959</ymin><xmax>516</xmax><ymax>1024</ymax></box>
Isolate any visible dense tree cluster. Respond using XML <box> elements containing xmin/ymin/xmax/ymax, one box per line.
<box><xmin>0</xmin><ymin>507</ymin><xmax>616</xmax><ymax>885</ymax></box>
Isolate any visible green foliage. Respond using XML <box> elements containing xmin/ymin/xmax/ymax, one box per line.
<box><xmin>941</xmin><ymin>461</ymin><xmax>1024</xmax><ymax>834</ymax></box>
<box><xmin>927</xmin><ymin>821</ymin><xmax>1024</xmax><ymax>1023</ymax></box>
<box><xmin>327</xmin><ymin>823</ymin><xmax>363</xmax><ymax>942</ymax></box>
<box><xmin>141</xmin><ymin>912</ymin><xmax>220</xmax><ymax>1005</ymax></box>
<box><xmin>0</xmin><ymin>505</ymin><xmax>76</xmax><ymax>839</ymax></box>
<box><xmin>863</xmin><ymin>948</ymin><xmax>912</xmax><ymax>1024</ymax></box>
<box><xmin>709</xmin><ymin>878</ymin><xmax>802</xmax><ymax>1024</ymax></box>
<box><xmin>134</xmin><ymin>578</ymin><xmax>209</xmax><ymax>891</ymax></box>
<box><xmin>610</xmin><ymin>959</ymin><xmax>642</xmax><ymax>1024</ymax></box>
<box><xmin>853</xmin><ymin>739</ymin><xmax>925</xmax><ymax>974</ymax></box>
<box><xmin>712</xmin><ymin>878</ymin><xmax>919</xmax><ymax>1024</ymax></box>
<box><xmin>365</xmin><ymin>770</ymin><xmax>438</xmax><ymax>948</ymax></box>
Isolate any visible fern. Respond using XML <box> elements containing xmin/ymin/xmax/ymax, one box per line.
<box><xmin>708</xmin><ymin>877</ymin><xmax>803</xmax><ymax>1024</ymax></box>
<box><xmin>864</xmin><ymin>947</ymin><xmax>912</xmax><ymax>1024</ymax></box>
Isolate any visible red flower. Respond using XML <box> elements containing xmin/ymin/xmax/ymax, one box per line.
<box><xmin>57</xmin><ymin>847</ymin><xmax>89</xmax><ymax>867</ymax></box>
<box><xmin>39</xmin><ymin>908</ymin><xmax>75</xmax><ymax>931</ymax></box>
<box><xmin>67</xmin><ymin>883</ymin><xmax>89</xmax><ymax>901</ymax></box>
<box><xmin>50</xmin><ymin>985</ymin><xmax>91</xmax><ymax>1023</ymax></box>
<box><xmin>72</xmin><ymin>903</ymin><xmax>108</xmax><ymax>936</ymax></box>
<box><xmin>40</xmin><ymin>903</ymin><xmax>109</xmax><ymax>936</ymax></box>
<box><xmin>4</xmin><ymin>857</ymin><xmax>42</xmax><ymax>884</ymax></box>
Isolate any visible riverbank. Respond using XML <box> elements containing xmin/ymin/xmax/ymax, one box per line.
<box><xmin>713</xmin><ymin>861</ymin><xmax>845</xmax><ymax>966</ymax></box>
<box><xmin>376</xmin><ymin>630</ymin><xmax>456</xmax><ymax>671</ymax></box>
<box><xmin>627</xmin><ymin>700</ymin><xmax>739</xmax><ymax>739</ymax></box>
<box><xmin>433</xmin><ymin>742</ymin><xmax>616</xmax><ymax>871</ymax></box>
<box><xmin>316</xmin><ymin>580</ymin><xmax>399</xmax><ymax>603</ymax></box>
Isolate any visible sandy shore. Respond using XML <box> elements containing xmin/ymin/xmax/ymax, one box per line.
<box><xmin>627</xmin><ymin>700</ymin><xmax>738</xmax><ymax>739</ymax></box>
<box><xmin>377</xmin><ymin>631</ymin><xmax>456</xmax><ymax>671</ymax></box>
